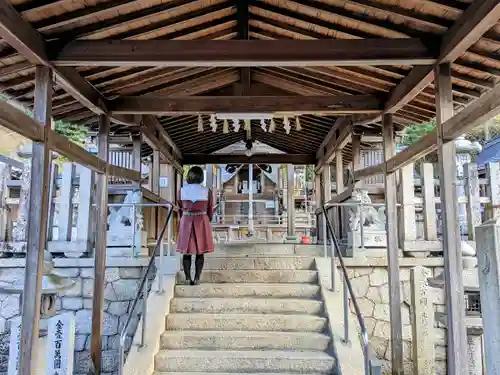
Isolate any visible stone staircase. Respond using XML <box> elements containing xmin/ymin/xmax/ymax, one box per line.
<box><xmin>154</xmin><ymin>252</ymin><xmax>336</xmax><ymax>374</ymax></box>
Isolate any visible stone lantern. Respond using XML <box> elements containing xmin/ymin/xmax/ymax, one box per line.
<box><xmin>0</xmin><ymin>250</ymin><xmax>74</xmax><ymax>318</ymax></box>
<box><xmin>454</xmin><ymin>135</ymin><xmax>482</xmax><ymax>236</ymax></box>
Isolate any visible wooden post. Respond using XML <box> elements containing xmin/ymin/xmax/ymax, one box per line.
<box><xmin>18</xmin><ymin>65</ymin><xmax>52</xmax><ymax>375</ymax></box>
<box><xmin>421</xmin><ymin>163</ymin><xmax>438</xmax><ymax>240</ymax></box>
<box><xmin>287</xmin><ymin>164</ymin><xmax>295</xmax><ymax>236</ymax></box>
<box><xmin>382</xmin><ymin>113</ymin><xmax>404</xmax><ymax>374</ymax></box>
<box><xmin>132</xmin><ymin>135</ymin><xmax>141</xmax><ymax>183</ymax></box>
<box><xmin>463</xmin><ymin>163</ymin><xmax>481</xmax><ymax>240</ymax></box>
<box><xmin>435</xmin><ymin>63</ymin><xmax>467</xmax><ymax>375</ymax></box>
<box><xmin>335</xmin><ymin>150</ymin><xmax>344</xmax><ymax>238</ymax></box>
<box><xmin>322</xmin><ymin>164</ymin><xmax>332</xmax><ymax>202</ymax></box>
<box><xmin>352</xmin><ymin>134</ymin><xmax>361</xmax><ymax>187</ymax></box>
<box><xmin>486</xmin><ymin>162</ymin><xmax>500</xmax><ymax>219</ymax></box>
<box><xmin>90</xmin><ymin>114</ymin><xmax>110</xmax><ymax>375</ymax></box>
<box><xmin>398</xmin><ymin>163</ymin><xmax>416</xmax><ymax>248</ymax></box>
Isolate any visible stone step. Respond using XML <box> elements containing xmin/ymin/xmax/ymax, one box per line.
<box><xmin>174</xmin><ymin>283</ymin><xmax>321</xmax><ymax>299</ymax></box>
<box><xmin>203</xmin><ymin>256</ymin><xmax>315</xmax><ymax>270</ymax></box>
<box><xmin>212</xmin><ymin>244</ymin><xmax>324</xmax><ymax>257</ymax></box>
<box><xmin>177</xmin><ymin>270</ymin><xmax>318</xmax><ymax>284</ymax></box>
<box><xmin>160</xmin><ymin>330</ymin><xmax>331</xmax><ymax>351</ymax></box>
<box><xmin>170</xmin><ymin>297</ymin><xmax>323</xmax><ymax>315</ymax></box>
<box><xmin>155</xmin><ymin>373</ymin><xmax>326</xmax><ymax>375</ymax></box>
<box><xmin>154</xmin><ymin>350</ymin><xmax>335</xmax><ymax>374</ymax></box>
<box><xmin>165</xmin><ymin>313</ymin><xmax>327</xmax><ymax>332</ymax></box>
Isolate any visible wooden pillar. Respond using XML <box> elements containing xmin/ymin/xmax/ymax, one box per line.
<box><xmin>314</xmin><ymin>173</ymin><xmax>321</xmax><ymax>209</ymax></box>
<box><xmin>151</xmin><ymin>149</ymin><xmax>160</xmax><ymax>195</ymax></box>
<box><xmin>287</xmin><ymin>164</ymin><xmax>295</xmax><ymax>236</ymax></box>
<box><xmin>335</xmin><ymin>150</ymin><xmax>344</xmax><ymax>237</ymax></box>
<box><xmin>206</xmin><ymin>164</ymin><xmax>214</xmax><ymax>189</ymax></box>
<box><xmin>18</xmin><ymin>66</ymin><xmax>52</xmax><ymax>375</ymax></box>
<box><xmin>352</xmin><ymin>134</ymin><xmax>361</xmax><ymax>187</ymax></box>
<box><xmin>435</xmin><ymin>63</ymin><xmax>467</xmax><ymax>375</ymax></box>
<box><xmin>382</xmin><ymin>113</ymin><xmax>404</xmax><ymax>374</ymax></box>
<box><xmin>322</xmin><ymin>165</ymin><xmax>332</xmax><ymax>202</ymax></box>
<box><xmin>90</xmin><ymin>114</ymin><xmax>110</xmax><ymax>375</ymax></box>
<box><xmin>132</xmin><ymin>135</ymin><xmax>141</xmax><ymax>180</ymax></box>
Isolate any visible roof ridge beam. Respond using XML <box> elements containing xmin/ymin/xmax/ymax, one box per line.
<box><xmin>49</xmin><ymin>39</ymin><xmax>436</xmax><ymax>67</ymax></box>
<box><xmin>108</xmin><ymin>95</ymin><xmax>383</xmax><ymax>115</ymax></box>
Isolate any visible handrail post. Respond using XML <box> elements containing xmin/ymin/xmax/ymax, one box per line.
<box><xmin>360</xmin><ymin>202</ymin><xmax>365</xmax><ymax>251</ymax></box>
<box><xmin>157</xmin><ymin>206</ymin><xmax>165</xmax><ymax>294</ymax></box>
<box><xmin>322</xmin><ymin>213</ymin><xmax>327</xmax><ymax>258</ymax></box>
<box><xmin>132</xmin><ymin>203</ymin><xmax>137</xmax><ymax>256</ymax></box>
<box><xmin>140</xmin><ymin>269</ymin><xmax>148</xmax><ymax>348</ymax></box>
<box><xmin>343</xmin><ymin>280</ymin><xmax>349</xmax><ymax>343</ymax></box>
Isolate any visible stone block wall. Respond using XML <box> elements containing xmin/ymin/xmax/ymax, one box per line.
<box><xmin>0</xmin><ymin>257</ymin><xmax>149</xmax><ymax>375</ymax></box>
<box><xmin>344</xmin><ymin>259</ymin><xmax>447</xmax><ymax>375</ymax></box>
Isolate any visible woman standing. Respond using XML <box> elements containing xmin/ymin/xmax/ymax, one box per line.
<box><xmin>176</xmin><ymin>166</ymin><xmax>214</xmax><ymax>285</ymax></box>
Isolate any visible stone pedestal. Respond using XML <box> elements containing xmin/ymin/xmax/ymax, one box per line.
<box><xmin>107</xmin><ymin>229</ymin><xmax>148</xmax><ymax>257</ymax></box>
<box><xmin>466</xmin><ymin>327</ymin><xmax>483</xmax><ymax>375</ymax></box>
<box><xmin>347</xmin><ymin>229</ymin><xmax>387</xmax><ymax>257</ymax></box>
<box><xmin>475</xmin><ymin>217</ymin><xmax>500</xmax><ymax>374</ymax></box>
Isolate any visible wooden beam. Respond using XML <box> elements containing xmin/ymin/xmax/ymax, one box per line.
<box><xmin>435</xmin><ymin>63</ymin><xmax>468</xmax><ymax>375</ymax></box>
<box><xmin>0</xmin><ymin>100</ymin><xmax>45</xmax><ymax>142</ymax></box>
<box><xmin>316</xmin><ymin>117</ymin><xmax>351</xmax><ymax>159</ymax></box>
<box><xmin>140</xmin><ymin>123</ymin><xmax>182</xmax><ymax>172</ymax></box>
<box><xmin>382</xmin><ymin>113</ymin><xmax>404</xmax><ymax>375</ymax></box>
<box><xmin>183</xmin><ymin>153</ymin><xmax>315</xmax><ymax>165</ymax></box>
<box><xmin>18</xmin><ymin>66</ymin><xmax>52</xmax><ymax>375</ymax></box>
<box><xmin>356</xmin><ymin>78</ymin><xmax>500</xmax><ymax>179</ymax></box>
<box><xmin>109</xmin><ymin>95</ymin><xmax>382</xmax><ymax>115</ymax></box>
<box><xmin>0</xmin><ymin>0</ymin><xmax>135</xmax><ymax>126</ymax></box>
<box><xmin>442</xmin><ymin>82</ymin><xmax>500</xmax><ymax>140</ymax></box>
<box><xmin>91</xmin><ymin>114</ymin><xmax>110</xmax><ymax>375</ymax></box>
<box><xmin>50</xmin><ymin>39</ymin><xmax>436</xmax><ymax>67</ymax></box>
<box><xmin>316</xmin><ymin>122</ymin><xmax>352</xmax><ymax>172</ymax></box>
<box><xmin>142</xmin><ymin>115</ymin><xmax>182</xmax><ymax>159</ymax></box>
<box><xmin>359</xmin><ymin>0</ymin><xmax>500</xmax><ymax>125</ymax></box>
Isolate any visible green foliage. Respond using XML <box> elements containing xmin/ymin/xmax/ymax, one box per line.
<box><xmin>400</xmin><ymin>119</ymin><xmax>436</xmax><ymax>146</ymax></box>
<box><xmin>53</xmin><ymin>120</ymin><xmax>88</xmax><ymax>146</ymax></box>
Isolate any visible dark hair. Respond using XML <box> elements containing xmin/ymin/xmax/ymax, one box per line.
<box><xmin>186</xmin><ymin>166</ymin><xmax>204</xmax><ymax>184</ymax></box>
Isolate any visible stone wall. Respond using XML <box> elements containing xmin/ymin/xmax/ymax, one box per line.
<box><xmin>344</xmin><ymin>258</ymin><xmax>448</xmax><ymax>375</ymax></box>
<box><xmin>0</xmin><ymin>257</ymin><xmax>149</xmax><ymax>375</ymax></box>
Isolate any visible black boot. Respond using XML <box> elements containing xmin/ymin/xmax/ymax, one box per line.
<box><xmin>182</xmin><ymin>255</ymin><xmax>192</xmax><ymax>285</ymax></box>
<box><xmin>192</xmin><ymin>254</ymin><xmax>204</xmax><ymax>285</ymax></box>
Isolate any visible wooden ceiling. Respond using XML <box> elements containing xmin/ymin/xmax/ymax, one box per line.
<box><xmin>0</xmin><ymin>0</ymin><xmax>500</xmax><ymax>159</ymax></box>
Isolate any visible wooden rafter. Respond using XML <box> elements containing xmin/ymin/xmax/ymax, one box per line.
<box><xmin>361</xmin><ymin>0</ymin><xmax>500</xmax><ymax>124</ymax></box>
<box><xmin>108</xmin><ymin>95</ymin><xmax>382</xmax><ymax>115</ymax></box>
<box><xmin>0</xmin><ymin>0</ymin><xmax>135</xmax><ymax>126</ymax></box>
<box><xmin>49</xmin><ymin>39</ymin><xmax>436</xmax><ymax>67</ymax></box>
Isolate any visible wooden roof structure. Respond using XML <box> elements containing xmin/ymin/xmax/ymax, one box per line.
<box><xmin>1</xmin><ymin>0</ymin><xmax>500</xmax><ymax>166</ymax></box>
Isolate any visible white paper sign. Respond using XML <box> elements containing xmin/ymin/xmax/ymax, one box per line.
<box><xmin>46</xmin><ymin>313</ymin><xmax>76</xmax><ymax>375</ymax></box>
<box><xmin>7</xmin><ymin>317</ymin><xmax>21</xmax><ymax>375</ymax></box>
<box><xmin>159</xmin><ymin>176</ymin><xmax>168</xmax><ymax>188</ymax></box>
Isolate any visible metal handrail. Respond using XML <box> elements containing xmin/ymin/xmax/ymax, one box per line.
<box><xmin>321</xmin><ymin>204</ymin><xmax>371</xmax><ymax>375</ymax></box>
<box><xmin>118</xmin><ymin>201</ymin><xmax>174</xmax><ymax>375</ymax></box>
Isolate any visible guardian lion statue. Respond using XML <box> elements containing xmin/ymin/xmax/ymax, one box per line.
<box><xmin>347</xmin><ymin>189</ymin><xmax>386</xmax><ymax>231</ymax></box>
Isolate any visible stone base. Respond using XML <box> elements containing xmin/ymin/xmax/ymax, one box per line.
<box><xmin>283</xmin><ymin>235</ymin><xmax>301</xmax><ymax>244</ymax></box>
<box><xmin>107</xmin><ymin>230</ymin><xmax>147</xmax><ymax>248</ymax></box>
<box><xmin>106</xmin><ymin>247</ymin><xmax>147</xmax><ymax>257</ymax></box>
<box><xmin>348</xmin><ymin>229</ymin><xmax>387</xmax><ymax>248</ymax></box>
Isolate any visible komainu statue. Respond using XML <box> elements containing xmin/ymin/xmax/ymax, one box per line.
<box><xmin>347</xmin><ymin>189</ymin><xmax>386</xmax><ymax>231</ymax></box>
